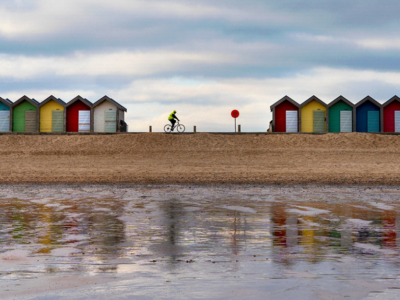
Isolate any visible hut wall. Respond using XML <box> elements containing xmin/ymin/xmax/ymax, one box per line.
<box><xmin>383</xmin><ymin>101</ymin><xmax>400</xmax><ymax>132</ymax></box>
<box><xmin>40</xmin><ymin>100</ymin><xmax>64</xmax><ymax>132</ymax></box>
<box><xmin>301</xmin><ymin>100</ymin><xmax>326</xmax><ymax>132</ymax></box>
<box><xmin>356</xmin><ymin>101</ymin><xmax>380</xmax><ymax>132</ymax></box>
<box><xmin>13</xmin><ymin>101</ymin><xmax>37</xmax><ymax>132</ymax></box>
<box><xmin>66</xmin><ymin>101</ymin><xmax>91</xmax><ymax>132</ymax></box>
<box><xmin>329</xmin><ymin>101</ymin><xmax>353</xmax><ymax>132</ymax></box>
<box><xmin>274</xmin><ymin>101</ymin><xmax>299</xmax><ymax>132</ymax></box>
<box><xmin>0</xmin><ymin>102</ymin><xmax>10</xmax><ymax>111</ymax></box>
<box><xmin>0</xmin><ymin>102</ymin><xmax>11</xmax><ymax>132</ymax></box>
<box><xmin>94</xmin><ymin>101</ymin><xmax>117</xmax><ymax>132</ymax></box>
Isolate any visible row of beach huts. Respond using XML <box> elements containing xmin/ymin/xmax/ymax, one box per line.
<box><xmin>0</xmin><ymin>95</ymin><xmax>127</xmax><ymax>133</ymax></box>
<box><xmin>270</xmin><ymin>95</ymin><xmax>400</xmax><ymax>133</ymax></box>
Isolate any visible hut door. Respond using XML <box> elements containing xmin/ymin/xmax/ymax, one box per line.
<box><xmin>313</xmin><ymin>110</ymin><xmax>325</xmax><ymax>132</ymax></box>
<box><xmin>367</xmin><ymin>111</ymin><xmax>379</xmax><ymax>132</ymax></box>
<box><xmin>395</xmin><ymin>111</ymin><xmax>400</xmax><ymax>132</ymax></box>
<box><xmin>25</xmin><ymin>111</ymin><xmax>36</xmax><ymax>132</ymax></box>
<box><xmin>78</xmin><ymin>111</ymin><xmax>90</xmax><ymax>132</ymax></box>
<box><xmin>340</xmin><ymin>111</ymin><xmax>352</xmax><ymax>132</ymax></box>
<box><xmin>0</xmin><ymin>111</ymin><xmax>10</xmax><ymax>132</ymax></box>
<box><xmin>104</xmin><ymin>110</ymin><xmax>116</xmax><ymax>133</ymax></box>
<box><xmin>285</xmin><ymin>111</ymin><xmax>298</xmax><ymax>132</ymax></box>
<box><xmin>52</xmin><ymin>110</ymin><xmax>64</xmax><ymax>132</ymax></box>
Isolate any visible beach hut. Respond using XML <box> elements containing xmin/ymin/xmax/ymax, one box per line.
<box><xmin>382</xmin><ymin>96</ymin><xmax>400</xmax><ymax>132</ymax></box>
<box><xmin>0</xmin><ymin>97</ymin><xmax>13</xmax><ymax>132</ymax></box>
<box><xmin>12</xmin><ymin>96</ymin><xmax>39</xmax><ymax>133</ymax></box>
<box><xmin>270</xmin><ymin>96</ymin><xmax>300</xmax><ymax>132</ymax></box>
<box><xmin>327</xmin><ymin>96</ymin><xmax>354</xmax><ymax>132</ymax></box>
<box><xmin>92</xmin><ymin>96</ymin><xmax>127</xmax><ymax>133</ymax></box>
<box><xmin>355</xmin><ymin>96</ymin><xmax>381</xmax><ymax>132</ymax></box>
<box><xmin>39</xmin><ymin>96</ymin><xmax>66</xmax><ymax>133</ymax></box>
<box><xmin>300</xmin><ymin>96</ymin><xmax>327</xmax><ymax>133</ymax></box>
<box><xmin>65</xmin><ymin>96</ymin><xmax>92</xmax><ymax>133</ymax></box>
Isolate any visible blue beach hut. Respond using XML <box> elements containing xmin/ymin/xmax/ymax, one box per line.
<box><xmin>355</xmin><ymin>96</ymin><xmax>381</xmax><ymax>132</ymax></box>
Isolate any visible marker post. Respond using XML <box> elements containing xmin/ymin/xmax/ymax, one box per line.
<box><xmin>231</xmin><ymin>110</ymin><xmax>240</xmax><ymax>133</ymax></box>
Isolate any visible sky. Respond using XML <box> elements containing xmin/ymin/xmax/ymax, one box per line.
<box><xmin>1</xmin><ymin>0</ymin><xmax>400</xmax><ymax>132</ymax></box>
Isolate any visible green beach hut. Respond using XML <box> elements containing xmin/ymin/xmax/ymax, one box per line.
<box><xmin>327</xmin><ymin>96</ymin><xmax>354</xmax><ymax>132</ymax></box>
<box><xmin>12</xmin><ymin>96</ymin><xmax>40</xmax><ymax>133</ymax></box>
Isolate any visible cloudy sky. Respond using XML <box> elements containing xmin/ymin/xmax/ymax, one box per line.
<box><xmin>1</xmin><ymin>0</ymin><xmax>400</xmax><ymax>131</ymax></box>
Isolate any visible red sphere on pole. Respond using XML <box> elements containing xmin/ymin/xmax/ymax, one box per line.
<box><xmin>231</xmin><ymin>110</ymin><xmax>239</xmax><ymax>118</ymax></box>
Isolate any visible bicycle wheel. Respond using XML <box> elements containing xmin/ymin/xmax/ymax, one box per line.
<box><xmin>164</xmin><ymin>124</ymin><xmax>172</xmax><ymax>133</ymax></box>
<box><xmin>177</xmin><ymin>124</ymin><xmax>185</xmax><ymax>133</ymax></box>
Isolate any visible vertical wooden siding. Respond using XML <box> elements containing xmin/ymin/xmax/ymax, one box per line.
<box><xmin>329</xmin><ymin>101</ymin><xmax>353</xmax><ymax>132</ymax></box>
<box><xmin>274</xmin><ymin>100</ymin><xmax>299</xmax><ymax>132</ymax></box>
<box><xmin>52</xmin><ymin>111</ymin><xmax>64</xmax><ymax>132</ymax></box>
<box><xmin>25</xmin><ymin>111</ymin><xmax>37</xmax><ymax>132</ymax></box>
<box><xmin>301</xmin><ymin>100</ymin><xmax>326</xmax><ymax>132</ymax></box>
<box><xmin>40</xmin><ymin>100</ymin><xmax>64</xmax><ymax>132</ymax></box>
<box><xmin>13</xmin><ymin>101</ymin><xmax>37</xmax><ymax>132</ymax></box>
<box><xmin>66</xmin><ymin>101</ymin><xmax>90</xmax><ymax>132</ymax></box>
<box><xmin>0</xmin><ymin>102</ymin><xmax>10</xmax><ymax>132</ymax></box>
<box><xmin>383</xmin><ymin>100</ymin><xmax>400</xmax><ymax>132</ymax></box>
<box><xmin>94</xmin><ymin>101</ymin><xmax>117</xmax><ymax>132</ymax></box>
<box><xmin>356</xmin><ymin>101</ymin><xmax>380</xmax><ymax>132</ymax></box>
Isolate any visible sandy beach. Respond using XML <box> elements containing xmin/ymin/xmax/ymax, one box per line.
<box><xmin>0</xmin><ymin>132</ymin><xmax>399</xmax><ymax>185</ymax></box>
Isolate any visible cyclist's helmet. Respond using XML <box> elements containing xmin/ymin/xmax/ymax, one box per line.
<box><xmin>174</xmin><ymin>110</ymin><xmax>176</xmax><ymax>113</ymax></box>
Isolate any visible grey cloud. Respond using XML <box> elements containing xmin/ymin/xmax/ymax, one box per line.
<box><xmin>1</xmin><ymin>0</ymin><xmax>400</xmax><ymax>131</ymax></box>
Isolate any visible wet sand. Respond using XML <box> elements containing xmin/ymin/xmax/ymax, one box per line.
<box><xmin>1</xmin><ymin>133</ymin><xmax>400</xmax><ymax>185</ymax></box>
<box><xmin>1</xmin><ymin>185</ymin><xmax>400</xmax><ymax>300</ymax></box>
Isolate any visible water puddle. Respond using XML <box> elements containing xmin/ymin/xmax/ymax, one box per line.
<box><xmin>1</xmin><ymin>185</ymin><xmax>400</xmax><ymax>299</ymax></box>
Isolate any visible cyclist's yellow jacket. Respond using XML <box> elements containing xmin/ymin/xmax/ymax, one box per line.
<box><xmin>168</xmin><ymin>112</ymin><xmax>179</xmax><ymax>121</ymax></box>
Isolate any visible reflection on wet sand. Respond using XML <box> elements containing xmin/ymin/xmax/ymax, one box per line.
<box><xmin>2</xmin><ymin>186</ymin><xmax>400</xmax><ymax>299</ymax></box>
<box><xmin>2</xmin><ymin>195</ymin><xmax>400</xmax><ymax>266</ymax></box>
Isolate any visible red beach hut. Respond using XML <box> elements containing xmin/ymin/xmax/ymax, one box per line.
<box><xmin>382</xmin><ymin>95</ymin><xmax>400</xmax><ymax>132</ymax></box>
<box><xmin>66</xmin><ymin>96</ymin><xmax>92</xmax><ymax>133</ymax></box>
<box><xmin>270</xmin><ymin>96</ymin><xmax>300</xmax><ymax>132</ymax></box>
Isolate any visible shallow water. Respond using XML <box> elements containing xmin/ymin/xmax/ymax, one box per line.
<box><xmin>1</xmin><ymin>186</ymin><xmax>400</xmax><ymax>299</ymax></box>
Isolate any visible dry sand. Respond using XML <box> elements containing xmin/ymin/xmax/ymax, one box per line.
<box><xmin>1</xmin><ymin>132</ymin><xmax>400</xmax><ymax>185</ymax></box>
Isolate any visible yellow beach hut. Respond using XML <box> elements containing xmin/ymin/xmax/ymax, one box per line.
<box><xmin>39</xmin><ymin>96</ymin><xmax>66</xmax><ymax>132</ymax></box>
<box><xmin>300</xmin><ymin>96</ymin><xmax>327</xmax><ymax>133</ymax></box>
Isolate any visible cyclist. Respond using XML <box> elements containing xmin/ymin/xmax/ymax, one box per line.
<box><xmin>168</xmin><ymin>110</ymin><xmax>180</xmax><ymax>131</ymax></box>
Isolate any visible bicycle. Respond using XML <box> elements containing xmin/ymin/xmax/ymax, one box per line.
<box><xmin>164</xmin><ymin>121</ymin><xmax>185</xmax><ymax>133</ymax></box>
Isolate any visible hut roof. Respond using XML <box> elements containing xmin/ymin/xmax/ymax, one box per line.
<box><xmin>300</xmin><ymin>95</ymin><xmax>327</xmax><ymax>108</ymax></box>
<box><xmin>12</xmin><ymin>95</ymin><xmax>39</xmax><ymax>108</ymax></box>
<box><xmin>92</xmin><ymin>95</ymin><xmax>127</xmax><ymax>112</ymax></box>
<box><xmin>39</xmin><ymin>95</ymin><xmax>66</xmax><ymax>108</ymax></box>
<box><xmin>327</xmin><ymin>95</ymin><xmax>354</xmax><ymax>108</ymax></box>
<box><xmin>354</xmin><ymin>96</ymin><xmax>381</xmax><ymax>108</ymax></box>
<box><xmin>65</xmin><ymin>95</ymin><xmax>92</xmax><ymax>108</ymax></box>
<box><xmin>382</xmin><ymin>95</ymin><xmax>400</xmax><ymax>108</ymax></box>
<box><xmin>0</xmin><ymin>97</ymin><xmax>13</xmax><ymax>107</ymax></box>
<box><xmin>270</xmin><ymin>96</ymin><xmax>300</xmax><ymax>112</ymax></box>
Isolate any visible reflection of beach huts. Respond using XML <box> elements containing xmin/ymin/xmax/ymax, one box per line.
<box><xmin>39</xmin><ymin>96</ymin><xmax>66</xmax><ymax>133</ymax></box>
<box><xmin>92</xmin><ymin>96</ymin><xmax>127</xmax><ymax>133</ymax></box>
<box><xmin>382</xmin><ymin>96</ymin><xmax>400</xmax><ymax>133</ymax></box>
<box><xmin>300</xmin><ymin>96</ymin><xmax>327</xmax><ymax>133</ymax></box>
<box><xmin>270</xmin><ymin>96</ymin><xmax>300</xmax><ymax>132</ymax></box>
<box><xmin>0</xmin><ymin>97</ymin><xmax>13</xmax><ymax>132</ymax></box>
<box><xmin>66</xmin><ymin>96</ymin><xmax>92</xmax><ymax>133</ymax></box>
<box><xmin>12</xmin><ymin>96</ymin><xmax>39</xmax><ymax>133</ymax></box>
<box><xmin>355</xmin><ymin>96</ymin><xmax>381</xmax><ymax>132</ymax></box>
<box><xmin>327</xmin><ymin>96</ymin><xmax>354</xmax><ymax>132</ymax></box>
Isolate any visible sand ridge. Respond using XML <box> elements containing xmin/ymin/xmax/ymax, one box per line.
<box><xmin>1</xmin><ymin>132</ymin><xmax>400</xmax><ymax>185</ymax></box>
